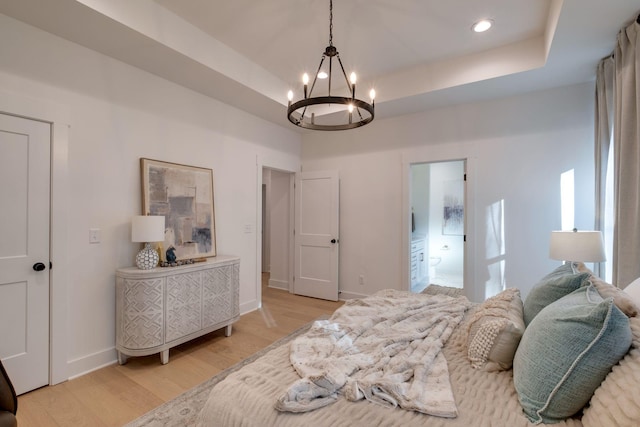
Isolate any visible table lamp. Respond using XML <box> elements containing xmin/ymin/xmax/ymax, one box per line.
<box><xmin>132</xmin><ymin>215</ymin><xmax>165</xmax><ymax>269</ymax></box>
<box><xmin>549</xmin><ymin>229</ymin><xmax>606</xmax><ymax>263</ymax></box>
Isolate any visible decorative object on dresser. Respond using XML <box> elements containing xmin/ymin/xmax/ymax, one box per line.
<box><xmin>166</xmin><ymin>246</ymin><xmax>177</xmax><ymax>263</ymax></box>
<box><xmin>140</xmin><ymin>158</ymin><xmax>216</xmax><ymax>261</ymax></box>
<box><xmin>131</xmin><ymin>215</ymin><xmax>165</xmax><ymax>269</ymax></box>
<box><xmin>115</xmin><ymin>255</ymin><xmax>239</xmax><ymax>365</ymax></box>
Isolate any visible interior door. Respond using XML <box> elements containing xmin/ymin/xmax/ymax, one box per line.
<box><xmin>294</xmin><ymin>170</ymin><xmax>339</xmax><ymax>301</ymax></box>
<box><xmin>0</xmin><ymin>113</ymin><xmax>51</xmax><ymax>395</ymax></box>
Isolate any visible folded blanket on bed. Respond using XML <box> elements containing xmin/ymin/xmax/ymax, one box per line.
<box><xmin>275</xmin><ymin>289</ymin><xmax>471</xmax><ymax>417</ymax></box>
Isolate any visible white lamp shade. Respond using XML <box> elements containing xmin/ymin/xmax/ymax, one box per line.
<box><xmin>131</xmin><ymin>215</ymin><xmax>165</xmax><ymax>243</ymax></box>
<box><xmin>549</xmin><ymin>230</ymin><xmax>606</xmax><ymax>262</ymax></box>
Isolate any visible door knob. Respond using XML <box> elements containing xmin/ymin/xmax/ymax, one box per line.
<box><xmin>33</xmin><ymin>262</ymin><xmax>46</xmax><ymax>272</ymax></box>
<box><xmin>330</xmin><ymin>239</ymin><xmax>338</xmax><ymax>244</ymax></box>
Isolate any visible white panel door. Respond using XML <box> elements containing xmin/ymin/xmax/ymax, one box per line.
<box><xmin>294</xmin><ymin>171</ymin><xmax>339</xmax><ymax>301</ymax></box>
<box><xmin>0</xmin><ymin>113</ymin><xmax>51</xmax><ymax>395</ymax></box>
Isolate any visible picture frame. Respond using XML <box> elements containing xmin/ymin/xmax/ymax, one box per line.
<box><xmin>140</xmin><ymin>158</ymin><xmax>216</xmax><ymax>260</ymax></box>
<box><xmin>442</xmin><ymin>179</ymin><xmax>464</xmax><ymax>236</ymax></box>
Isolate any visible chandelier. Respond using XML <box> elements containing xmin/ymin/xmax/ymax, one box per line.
<box><xmin>286</xmin><ymin>0</ymin><xmax>376</xmax><ymax>131</ymax></box>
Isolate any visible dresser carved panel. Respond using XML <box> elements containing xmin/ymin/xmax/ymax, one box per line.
<box><xmin>115</xmin><ymin>255</ymin><xmax>240</xmax><ymax>364</ymax></box>
<box><xmin>166</xmin><ymin>271</ymin><xmax>202</xmax><ymax>342</ymax></box>
<box><xmin>202</xmin><ymin>264</ymin><xmax>240</xmax><ymax>328</ymax></box>
<box><xmin>119</xmin><ymin>277</ymin><xmax>164</xmax><ymax>349</ymax></box>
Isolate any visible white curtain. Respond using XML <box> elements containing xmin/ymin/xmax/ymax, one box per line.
<box><xmin>594</xmin><ymin>57</ymin><xmax>615</xmax><ymax>279</ymax></box>
<box><xmin>596</xmin><ymin>17</ymin><xmax>640</xmax><ymax>288</ymax></box>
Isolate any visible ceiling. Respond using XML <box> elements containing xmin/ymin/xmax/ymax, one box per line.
<box><xmin>0</xmin><ymin>0</ymin><xmax>638</xmax><ymax>131</ymax></box>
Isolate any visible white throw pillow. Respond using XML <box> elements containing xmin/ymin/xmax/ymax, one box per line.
<box><xmin>624</xmin><ymin>277</ymin><xmax>640</xmax><ymax>308</ymax></box>
<box><xmin>466</xmin><ymin>288</ymin><xmax>525</xmax><ymax>371</ymax></box>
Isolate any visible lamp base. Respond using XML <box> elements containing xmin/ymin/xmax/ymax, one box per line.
<box><xmin>136</xmin><ymin>242</ymin><xmax>159</xmax><ymax>269</ymax></box>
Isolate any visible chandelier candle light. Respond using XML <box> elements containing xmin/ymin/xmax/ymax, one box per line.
<box><xmin>131</xmin><ymin>215</ymin><xmax>165</xmax><ymax>269</ymax></box>
<box><xmin>287</xmin><ymin>0</ymin><xmax>375</xmax><ymax>130</ymax></box>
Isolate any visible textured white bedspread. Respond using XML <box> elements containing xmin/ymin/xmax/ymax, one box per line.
<box><xmin>197</xmin><ymin>292</ymin><xmax>585</xmax><ymax>427</ymax></box>
<box><xmin>275</xmin><ymin>290</ymin><xmax>470</xmax><ymax>417</ymax></box>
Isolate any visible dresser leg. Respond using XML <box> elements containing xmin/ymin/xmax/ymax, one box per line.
<box><xmin>225</xmin><ymin>324</ymin><xmax>233</xmax><ymax>337</ymax></box>
<box><xmin>117</xmin><ymin>351</ymin><xmax>128</xmax><ymax>365</ymax></box>
<box><xmin>161</xmin><ymin>350</ymin><xmax>169</xmax><ymax>364</ymax></box>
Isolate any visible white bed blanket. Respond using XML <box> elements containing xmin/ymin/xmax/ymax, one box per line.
<box><xmin>275</xmin><ymin>289</ymin><xmax>471</xmax><ymax>417</ymax></box>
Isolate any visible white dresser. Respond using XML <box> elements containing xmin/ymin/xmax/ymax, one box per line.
<box><xmin>115</xmin><ymin>255</ymin><xmax>240</xmax><ymax>365</ymax></box>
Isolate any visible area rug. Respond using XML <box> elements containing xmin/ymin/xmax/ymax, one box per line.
<box><xmin>124</xmin><ymin>319</ymin><xmax>323</xmax><ymax>427</ymax></box>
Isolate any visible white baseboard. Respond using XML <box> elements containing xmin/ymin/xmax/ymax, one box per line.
<box><xmin>240</xmin><ymin>299</ymin><xmax>259</xmax><ymax>314</ymax></box>
<box><xmin>67</xmin><ymin>347</ymin><xmax>118</xmax><ymax>380</ymax></box>
<box><xmin>337</xmin><ymin>289</ymin><xmax>368</xmax><ymax>300</ymax></box>
<box><xmin>268</xmin><ymin>278</ymin><xmax>289</xmax><ymax>290</ymax></box>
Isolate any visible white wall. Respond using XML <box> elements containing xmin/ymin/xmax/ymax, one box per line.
<box><xmin>302</xmin><ymin>82</ymin><xmax>596</xmax><ymax>303</ymax></box>
<box><xmin>0</xmin><ymin>14</ymin><xmax>301</xmax><ymax>378</ymax></box>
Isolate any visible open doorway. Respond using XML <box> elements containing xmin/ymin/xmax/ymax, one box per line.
<box><xmin>258</xmin><ymin>167</ymin><xmax>339</xmax><ymax>304</ymax></box>
<box><xmin>410</xmin><ymin>160</ymin><xmax>466</xmax><ymax>293</ymax></box>
<box><xmin>261</xmin><ymin>167</ymin><xmax>294</xmax><ymax>295</ymax></box>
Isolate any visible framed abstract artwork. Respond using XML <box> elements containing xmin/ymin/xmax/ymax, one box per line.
<box><xmin>140</xmin><ymin>158</ymin><xmax>216</xmax><ymax>260</ymax></box>
<box><xmin>442</xmin><ymin>179</ymin><xmax>464</xmax><ymax>236</ymax></box>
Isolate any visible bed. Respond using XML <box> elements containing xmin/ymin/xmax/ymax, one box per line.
<box><xmin>196</xmin><ymin>264</ymin><xmax>640</xmax><ymax>427</ymax></box>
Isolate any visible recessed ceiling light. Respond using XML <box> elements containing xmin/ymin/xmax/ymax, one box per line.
<box><xmin>472</xmin><ymin>19</ymin><xmax>493</xmax><ymax>33</ymax></box>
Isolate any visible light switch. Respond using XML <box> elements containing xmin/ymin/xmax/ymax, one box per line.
<box><xmin>243</xmin><ymin>224</ymin><xmax>253</xmax><ymax>234</ymax></box>
<box><xmin>89</xmin><ymin>228</ymin><xmax>101</xmax><ymax>243</ymax></box>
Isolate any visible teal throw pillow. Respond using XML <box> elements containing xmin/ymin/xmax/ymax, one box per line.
<box><xmin>513</xmin><ymin>285</ymin><xmax>632</xmax><ymax>424</ymax></box>
<box><xmin>523</xmin><ymin>262</ymin><xmax>590</xmax><ymax>325</ymax></box>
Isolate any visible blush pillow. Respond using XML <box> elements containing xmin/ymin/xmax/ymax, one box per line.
<box><xmin>574</xmin><ymin>264</ymin><xmax>639</xmax><ymax>317</ymax></box>
<box><xmin>587</xmin><ymin>275</ymin><xmax>639</xmax><ymax>317</ymax></box>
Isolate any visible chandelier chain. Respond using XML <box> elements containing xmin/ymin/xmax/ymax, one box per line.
<box><xmin>329</xmin><ymin>0</ymin><xmax>333</xmax><ymax>46</ymax></box>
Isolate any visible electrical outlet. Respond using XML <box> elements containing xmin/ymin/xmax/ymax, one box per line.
<box><xmin>89</xmin><ymin>228</ymin><xmax>101</xmax><ymax>244</ymax></box>
<box><xmin>359</xmin><ymin>275</ymin><xmax>365</xmax><ymax>286</ymax></box>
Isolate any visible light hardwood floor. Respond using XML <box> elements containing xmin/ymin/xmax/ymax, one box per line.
<box><xmin>16</xmin><ymin>274</ymin><xmax>343</xmax><ymax>427</ymax></box>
